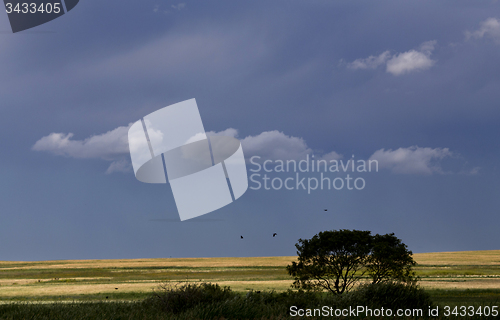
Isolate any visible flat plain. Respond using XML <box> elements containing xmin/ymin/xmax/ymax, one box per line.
<box><xmin>1</xmin><ymin>251</ymin><xmax>499</xmax><ymax>302</ymax></box>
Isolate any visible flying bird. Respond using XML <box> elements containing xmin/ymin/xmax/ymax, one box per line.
<box><xmin>240</xmin><ymin>235</ymin><xmax>243</xmax><ymax>239</ymax></box>
<box><xmin>324</xmin><ymin>209</ymin><xmax>327</xmax><ymax>211</ymax></box>
<box><xmin>273</xmin><ymin>233</ymin><xmax>277</xmax><ymax>237</ymax></box>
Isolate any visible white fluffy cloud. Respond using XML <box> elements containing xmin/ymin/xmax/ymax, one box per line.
<box><xmin>32</xmin><ymin>126</ymin><xmax>343</xmax><ymax>173</ymax></box>
<box><xmin>386</xmin><ymin>41</ymin><xmax>436</xmax><ymax>76</ymax></box>
<box><xmin>32</xmin><ymin>125</ymin><xmax>131</xmax><ymax>160</ymax></box>
<box><xmin>369</xmin><ymin>146</ymin><xmax>452</xmax><ymax>174</ymax></box>
<box><xmin>346</xmin><ymin>41</ymin><xmax>437</xmax><ymax>76</ymax></box>
<box><xmin>206</xmin><ymin>128</ymin><xmax>239</xmax><ymax>138</ymax></box>
<box><xmin>171</xmin><ymin>3</ymin><xmax>186</xmax><ymax>10</ymax></box>
<box><xmin>210</xmin><ymin>129</ymin><xmax>342</xmax><ymax>161</ymax></box>
<box><xmin>347</xmin><ymin>51</ymin><xmax>391</xmax><ymax>70</ymax></box>
<box><xmin>34</xmin><ymin>126</ymin><xmax>460</xmax><ymax>175</ymax></box>
<box><xmin>198</xmin><ymin>128</ymin><xmax>340</xmax><ymax>161</ymax></box>
<box><xmin>465</xmin><ymin>18</ymin><xmax>500</xmax><ymax>43</ymax></box>
<box><xmin>32</xmin><ymin>125</ymin><xmax>132</xmax><ymax>173</ymax></box>
<box><xmin>240</xmin><ymin>131</ymin><xmax>313</xmax><ymax>161</ymax></box>
<box><xmin>105</xmin><ymin>159</ymin><xmax>133</xmax><ymax>174</ymax></box>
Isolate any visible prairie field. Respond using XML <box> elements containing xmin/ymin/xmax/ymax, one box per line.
<box><xmin>1</xmin><ymin>251</ymin><xmax>500</xmax><ymax>303</ymax></box>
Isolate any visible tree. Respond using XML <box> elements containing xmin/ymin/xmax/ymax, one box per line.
<box><xmin>287</xmin><ymin>230</ymin><xmax>372</xmax><ymax>294</ymax></box>
<box><xmin>287</xmin><ymin>230</ymin><xmax>416</xmax><ymax>295</ymax></box>
<box><xmin>367</xmin><ymin>233</ymin><xmax>416</xmax><ymax>285</ymax></box>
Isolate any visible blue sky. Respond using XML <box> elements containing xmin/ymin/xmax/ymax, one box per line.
<box><xmin>1</xmin><ymin>0</ymin><xmax>500</xmax><ymax>261</ymax></box>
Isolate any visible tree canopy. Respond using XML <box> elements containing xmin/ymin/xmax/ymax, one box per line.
<box><xmin>286</xmin><ymin>229</ymin><xmax>416</xmax><ymax>295</ymax></box>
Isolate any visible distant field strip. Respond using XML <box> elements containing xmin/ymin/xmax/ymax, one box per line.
<box><xmin>1</xmin><ymin>251</ymin><xmax>499</xmax><ymax>301</ymax></box>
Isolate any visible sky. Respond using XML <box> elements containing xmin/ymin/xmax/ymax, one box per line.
<box><xmin>1</xmin><ymin>0</ymin><xmax>500</xmax><ymax>261</ymax></box>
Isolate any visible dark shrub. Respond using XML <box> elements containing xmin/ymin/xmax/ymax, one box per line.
<box><xmin>143</xmin><ymin>282</ymin><xmax>435</xmax><ymax>319</ymax></box>
<box><xmin>145</xmin><ymin>281</ymin><xmax>236</xmax><ymax>314</ymax></box>
<box><xmin>180</xmin><ymin>290</ymin><xmax>320</xmax><ymax>319</ymax></box>
<box><xmin>275</xmin><ymin>289</ymin><xmax>321</xmax><ymax>310</ymax></box>
<box><xmin>340</xmin><ymin>281</ymin><xmax>434</xmax><ymax>311</ymax></box>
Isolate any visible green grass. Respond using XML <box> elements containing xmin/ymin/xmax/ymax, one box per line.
<box><xmin>428</xmin><ymin>289</ymin><xmax>500</xmax><ymax>305</ymax></box>
<box><xmin>415</xmin><ymin>265</ymin><xmax>500</xmax><ymax>277</ymax></box>
<box><xmin>1</xmin><ymin>253</ymin><xmax>500</xmax><ymax>311</ymax></box>
<box><xmin>0</xmin><ymin>292</ymin><xmax>151</xmax><ymax>303</ymax></box>
<box><xmin>0</xmin><ymin>301</ymin><xmax>171</xmax><ymax>320</ymax></box>
<box><xmin>1</xmin><ymin>284</ymin><xmax>498</xmax><ymax>319</ymax></box>
<box><xmin>0</xmin><ymin>266</ymin><xmax>288</xmax><ymax>282</ymax></box>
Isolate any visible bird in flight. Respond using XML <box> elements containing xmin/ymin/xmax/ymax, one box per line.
<box><xmin>240</xmin><ymin>235</ymin><xmax>243</xmax><ymax>239</ymax></box>
<box><xmin>273</xmin><ymin>233</ymin><xmax>277</xmax><ymax>237</ymax></box>
<box><xmin>324</xmin><ymin>209</ymin><xmax>327</xmax><ymax>211</ymax></box>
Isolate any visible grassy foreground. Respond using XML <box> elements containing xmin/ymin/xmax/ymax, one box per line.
<box><xmin>0</xmin><ymin>251</ymin><xmax>499</xmax><ymax>319</ymax></box>
<box><xmin>1</xmin><ymin>252</ymin><xmax>500</xmax><ymax>302</ymax></box>
<box><xmin>0</xmin><ymin>282</ymin><xmax>497</xmax><ymax>319</ymax></box>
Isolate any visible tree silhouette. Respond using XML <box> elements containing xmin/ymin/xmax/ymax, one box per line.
<box><xmin>287</xmin><ymin>229</ymin><xmax>416</xmax><ymax>295</ymax></box>
<box><xmin>367</xmin><ymin>233</ymin><xmax>416</xmax><ymax>284</ymax></box>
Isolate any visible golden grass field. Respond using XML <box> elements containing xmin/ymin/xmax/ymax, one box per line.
<box><xmin>0</xmin><ymin>251</ymin><xmax>499</xmax><ymax>302</ymax></box>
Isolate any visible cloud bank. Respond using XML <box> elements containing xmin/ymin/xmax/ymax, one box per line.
<box><xmin>32</xmin><ymin>125</ymin><xmax>131</xmax><ymax>160</ymax></box>
<box><xmin>33</xmin><ymin>125</ymin><xmax>463</xmax><ymax>176</ymax></box>
<box><xmin>347</xmin><ymin>41</ymin><xmax>437</xmax><ymax>76</ymax></box>
<box><xmin>32</xmin><ymin>124</ymin><xmax>132</xmax><ymax>174</ymax></box>
<box><xmin>465</xmin><ymin>17</ymin><xmax>500</xmax><ymax>43</ymax></box>
<box><xmin>369</xmin><ymin>146</ymin><xmax>452</xmax><ymax>174</ymax></box>
<box><xmin>32</xmin><ymin>127</ymin><xmax>342</xmax><ymax>173</ymax></box>
<box><xmin>347</xmin><ymin>51</ymin><xmax>391</xmax><ymax>70</ymax></box>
